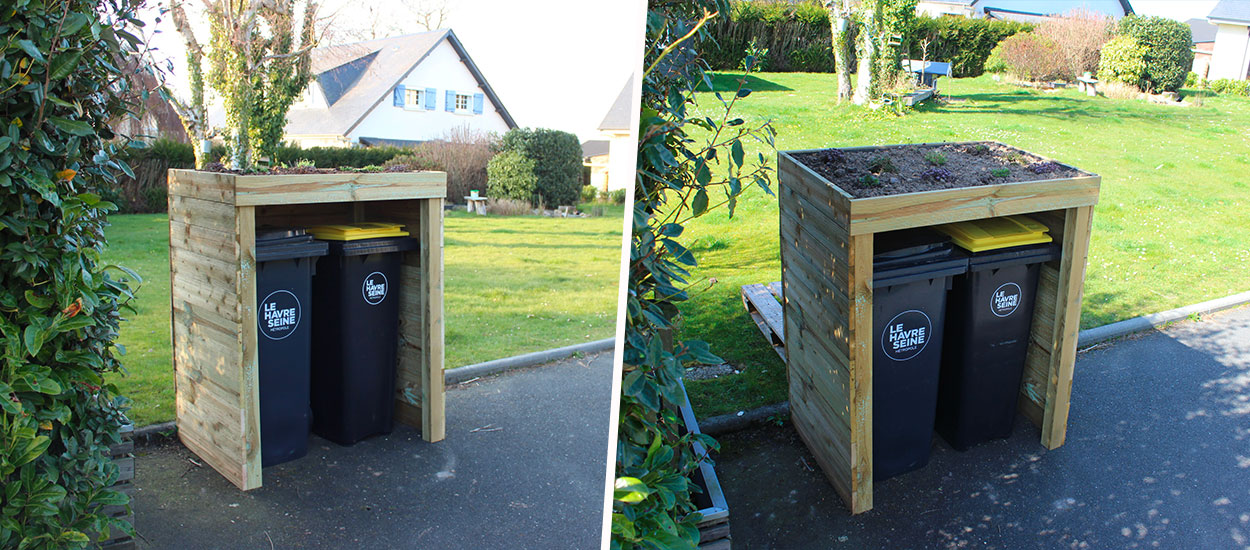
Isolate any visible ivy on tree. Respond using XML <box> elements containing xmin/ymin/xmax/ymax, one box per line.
<box><xmin>614</xmin><ymin>1</ymin><xmax>776</xmax><ymax>548</ymax></box>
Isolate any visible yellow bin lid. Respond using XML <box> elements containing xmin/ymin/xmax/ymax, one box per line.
<box><xmin>307</xmin><ymin>222</ymin><xmax>409</xmax><ymax>241</ymax></box>
<box><xmin>934</xmin><ymin>215</ymin><xmax>1051</xmax><ymax>252</ymax></box>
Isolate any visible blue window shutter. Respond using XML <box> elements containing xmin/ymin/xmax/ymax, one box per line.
<box><xmin>473</xmin><ymin>93</ymin><xmax>484</xmax><ymax>115</ymax></box>
<box><xmin>393</xmin><ymin>85</ymin><xmax>405</xmax><ymax>107</ymax></box>
<box><xmin>445</xmin><ymin>90</ymin><xmax>456</xmax><ymax>112</ymax></box>
<box><xmin>425</xmin><ymin>88</ymin><xmax>436</xmax><ymax>110</ymax></box>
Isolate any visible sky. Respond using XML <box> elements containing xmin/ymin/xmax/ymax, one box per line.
<box><xmin>141</xmin><ymin>0</ymin><xmax>646</xmax><ymax>142</ymax></box>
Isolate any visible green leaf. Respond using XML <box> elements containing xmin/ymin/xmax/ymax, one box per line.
<box><xmin>24</xmin><ymin>291</ymin><xmax>52</xmax><ymax>308</ymax></box>
<box><xmin>691</xmin><ymin>189</ymin><xmax>708</xmax><ymax>217</ymax></box>
<box><xmin>17</xmin><ymin>40</ymin><xmax>45</xmax><ymax>63</ymax></box>
<box><xmin>49</xmin><ymin>51</ymin><xmax>82</xmax><ymax>80</ymax></box>
<box><xmin>13</xmin><ymin>435</ymin><xmax>51</xmax><ymax>467</ymax></box>
<box><xmin>23</xmin><ymin>325</ymin><xmax>47</xmax><ymax>357</ymax></box>
<box><xmin>731</xmin><ymin>140</ymin><xmax>745</xmax><ymax>167</ymax></box>
<box><xmin>662</xmin><ymin>239</ymin><xmax>695</xmax><ymax>267</ymax></box>
<box><xmin>93</xmin><ymin>489</ymin><xmax>130</xmax><ymax>506</ymax></box>
<box><xmin>47</xmin><ymin>117</ymin><xmax>94</xmax><ymax>136</ymax></box>
<box><xmin>613</xmin><ymin>477</ymin><xmax>651</xmax><ymax>504</ymax></box>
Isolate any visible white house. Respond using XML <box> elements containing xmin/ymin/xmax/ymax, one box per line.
<box><xmin>582</xmin><ymin>76</ymin><xmax>636</xmax><ymax>193</ymax></box>
<box><xmin>284</xmin><ymin>29</ymin><xmax>516</xmax><ymax>148</ymax></box>
<box><xmin>915</xmin><ymin>0</ymin><xmax>1133</xmax><ymax>20</ymax></box>
<box><xmin>1207</xmin><ymin>0</ymin><xmax>1250</xmax><ymax>81</ymax></box>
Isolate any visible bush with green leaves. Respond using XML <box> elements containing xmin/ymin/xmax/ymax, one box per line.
<box><xmin>581</xmin><ymin>184</ymin><xmax>598</xmax><ymax>203</ymax></box>
<box><xmin>610</xmin><ymin>189</ymin><xmax>627</xmax><ymax>206</ymax></box>
<box><xmin>615</xmin><ymin>1</ymin><xmax>777</xmax><ymax>547</ymax></box>
<box><xmin>903</xmin><ymin>15</ymin><xmax>1033</xmax><ymax>77</ymax></box>
<box><xmin>1097</xmin><ymin>35</ymin><xmax>1148</xmax><ymax>88</ymax></box>
<box><xmin>1208</xmin><ymin>78</ymin><xmax>1250</xmax><ymax>96</ymax></box>
<box><xmin>491</xmin><ymin>127</ymin><xmax>582</xmax><ymax>207</ymax></box>
<box><xmin>1116</xmin><ymin>15</ymin><xmax>1192</xmax><ymax>93</ymax></box>
<box><xmin>485</xmin><ymin>150</ymin><xmax>539</xmax><ymax>204</ymax></box>
<box><xmin>1</xmin><ymin>1</ymin><xmax>146</xmax><ymax>547</ymax></box>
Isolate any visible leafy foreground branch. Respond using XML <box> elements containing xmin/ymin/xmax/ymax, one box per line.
<box><xmin>1</xmin><ymin>1</ymin><xmax>147</xmax><ymax>548</ymax></box>
<box><xmin>614</xmin><ymin>1</ymin><xmax>776</xmax><ymax>548</ymax></box>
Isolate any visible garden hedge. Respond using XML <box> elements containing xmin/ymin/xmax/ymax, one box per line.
<box><xmin>1</xmin><ymin>1</ymin><xmax>144</xmax><ymax>547</ymax></box>
<box><xmin>702</xmin><ymin>0</ymin><xmax>1032</xmax><ymax>78</ymax></box>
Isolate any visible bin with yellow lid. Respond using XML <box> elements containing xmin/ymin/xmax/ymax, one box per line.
<box><xmin>308</xmin><ymin>223</ymin><xmax>419</xmax><ymax>445</ymax></box>
<box><xmin>932</xmin><ymin>215</ymin><xmax>1059</xmax><ymax>451</ymax></box>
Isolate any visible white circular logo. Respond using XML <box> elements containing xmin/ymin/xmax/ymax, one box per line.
<box><xmin>881</xmin><ymin>309</ymin><xmax>932</xmax><ymax>362</ymax></box>
<box><xmin>258</xmin><ymin>290</ymin><xmax>301</xmax><ymax>340</ymax></box>
<box><xmin>362</xmin><ymin>271</ymin><xmax>388</xmax><ymax>305</ymax></box>
<box><xmin>991</xmin><ymin>282</ymin><xmax>1023</xmax><ymax>317</ymax></box>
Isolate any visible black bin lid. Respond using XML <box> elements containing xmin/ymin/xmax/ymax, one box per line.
<box><xmin>256</xmin><ymin>226</ymin><xmax>329</xmax><ymax>262</ymax></box>
<box><xmin>873</xmin><ymin>228</ymin><xmax>967</xmax><ymax>288</ymax></box>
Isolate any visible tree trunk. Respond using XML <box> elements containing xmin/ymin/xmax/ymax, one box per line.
<box><xmin>852</xmin><ymin>5</ymin><xmax>876</xmax><ymax>105</ymax></box>
<box><xmin>833</xmin><ymin>7</ymin><xmax>853</xmax><ymax>102</ymax></box>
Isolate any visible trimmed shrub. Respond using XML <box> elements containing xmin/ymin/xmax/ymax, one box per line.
<box><xmin>997</xmin><ymin>32</ymin><xmax>1064</xmax><ymax>82</ymax></box>
<box><xmin>984</xmin><ymin>42</ymin><xmax>1008</xmax><ymax>73</ymax></box>
<box><xmin>903</xmin><ymin>16</ymin><xmax>1034</xmax><ymax>77</ymax></box>
<box><xmin>493</xmin><ymin>128</ymin><xmax>583</xmax><ymax>207</ymax></box>
<box><xmin>1035</xmin><ymin>8</ymin><xmax>1114</xmax><ymax>79</ymax></box>
<box><xmin>1117</xmin><ymin>15</ymin><xmax>1193</xmax><ymax>93</ymax></box>
<box><xmin>414</xmin><ymin>127</ymin><xmax>496</xmax><ymax>203</ymax></box>
<box><xmin>272</xmin><ymin>145</ymin><xmax>408</xmax><ymax>168</ymax></box>
<box><xmin>486</xmin><ymin>150</ymin><xmax>540</xmax><ymax>204</ymax></box>
<box><xmin>1097</xmin><ymin>35</ymin><xmax>1148</xmax><ymax>88</ymax></box>
<box><xmin>610</xmin><ymin>189</ymin><xmax>627</xmax><ymax>205</ymax></box>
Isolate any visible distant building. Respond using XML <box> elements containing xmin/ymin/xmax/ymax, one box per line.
<box><xmin>284</xmin><ymin>29</ymin><xmax>516</xmax><ymax>148</ymax></box>
<box><xmin>915</xmin><ymin>0</ymin><xmax>1132</xmax><ymax>20</ymax></box>
<box><xmin>1188</xmin><ymin>18</ymin><xmax>1219</xmax><ymax>79</ymax></box>
<box><xmin>1206</xmin><ymin>1</ymin><xmax>1250</xmax><ymax>80</ymax></box>
<box><xmin>583</xmin><ymin>76</ymin><xmax>636</xmax><ymax>193</ymax></box>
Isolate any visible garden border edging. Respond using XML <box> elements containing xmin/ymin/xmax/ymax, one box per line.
<box><xmin>700</xmin><ymin>290</ymin><xmax>1250</xmax><ymax>436</ymax></box>
<box><xmin>133</xmin><ymin>337</ymin><xmax>617</xmax><ymax>443</ymax></box>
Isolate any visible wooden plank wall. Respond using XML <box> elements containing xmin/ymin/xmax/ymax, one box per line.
<box><xmin>168</xmin><ymin>170</ymin><xmax>250</xmax><ymax>490</ymax></box>
<box><xmin>777</xmin><ymin>154</ymin><xmax>872</xmax><ymax>513</ymax></box>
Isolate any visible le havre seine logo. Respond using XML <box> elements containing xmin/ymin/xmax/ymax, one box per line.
<box><xmin>991</xmin><ymin>282</ymin><xmax>1022</xmax><ymax>317</ymax></box>
<box><xmin>362</xmin><ymin>272</ymin><xmax>388</xmax><ymax>305</ymax></box>
<box><xmin>882</xmin><ymin>310</ymin><xmax>932</xmax><ymax>362</ymax></box>
<box><xmin>259</xmin><ymin>290</ymin><xmax>301</xmax><ymax>340</ymax></box>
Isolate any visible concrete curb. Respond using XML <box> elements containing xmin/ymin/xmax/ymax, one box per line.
<box><xmin>702</xmin><ymin>290</ymin><xmax>1250</xmax><ymax>436</ymax></box>
<box><xmin>131</xmin><ymin>338</ymin><xmax>617</xmax><ymax>444</ymax></box>
<box><xmin>445</xmin><ymin>338</ymin><xmax>615</xmax><ymax>385</ymax></box>
<box><xmin>1077</xmin><ymin>290</ymin><xmax>1250</xmax><ymax>348</ymax></box>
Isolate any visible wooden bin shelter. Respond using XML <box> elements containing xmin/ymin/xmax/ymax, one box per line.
<box><xmin>776</xmin><ymin>142</ymin><xmax>1099</xmax><ymax>514</ymax></box>
<box><xmin>167</xmin><ymin>169</ymin><xmax>447</xmax><ymax>490</ymax></box>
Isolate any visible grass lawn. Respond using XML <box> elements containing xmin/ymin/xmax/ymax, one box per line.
<box><xmin>105</xmin><ymin>205</ymin><xmax>625</xmax><ymax>426</ymax></box>
<box><xmin>681</xmin><ymin>72</ymin><xmax>1250</xmax><ymax>418</ymax></box>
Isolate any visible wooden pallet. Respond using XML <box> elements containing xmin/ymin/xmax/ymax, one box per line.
<box><xmin>741</xmin><ymin>281</ymin><xmax>786</xmax><ymax>363</ymax></box>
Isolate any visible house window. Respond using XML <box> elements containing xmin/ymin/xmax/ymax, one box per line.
<box><xmin>455</xmin><ymin>93</ymin><xmax>471</xmax><ymax>112</ymax></box>
<box><xmin>405</xmin><ymin>88</ymin><xmax>425</xmax><ymax>110</ymax></box>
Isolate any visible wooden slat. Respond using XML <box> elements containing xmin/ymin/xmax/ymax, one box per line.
<box><xmin>847</xmin><ymin>176</ymin><xmax>1100</xmax><ymax>235</ymax></box>
<box><xmin>169</xmin><ymin>194</ymin><xmax>235</xmax><ymax>233</ymax></box>
<box><xmin>168</xmin><ymin>169</ymin><xmax>235</xmax><ymax>203</ymax></box>
<box><xmin>169</xmin><ymin>220</ymin><xmax>236</xmax><ymax>263</ymax></box>
<box><xmin>742</xmin><ymin>283</ymin><xmax>786</xmax><ymax>361</ymax></box>
<box><xmin>234</xmin><ymin>172</ymin><xmax>447</xmax><ymax>206</ymax></box>
<box><xmin>1041</xmin><ymin>206</ymin><xmax>1093</xmax><ymax>449</ymax></box>
<box><xmin>255</xmin><ymin>202</ymin><xmax>356</xmax><ymax>229</ymax></box>
<box><xmin>235</xmin><ymin>206</ymin><xmax>262</xmax><ymax>490</ymax></box>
